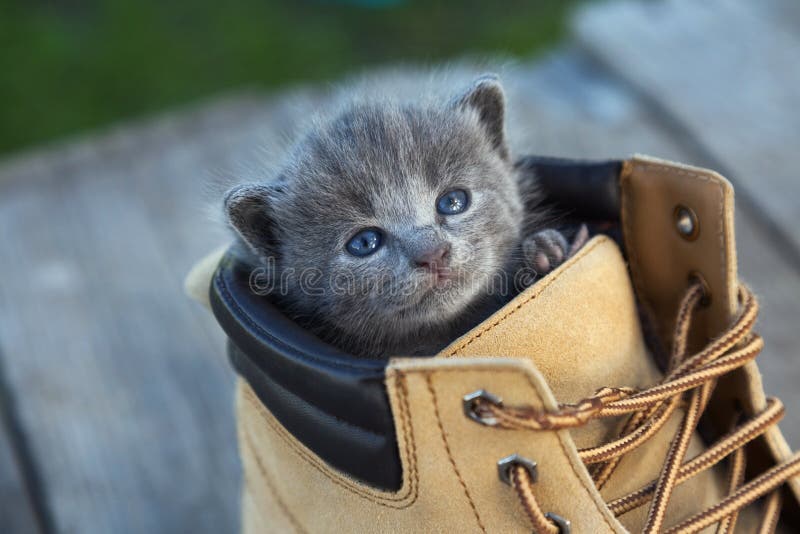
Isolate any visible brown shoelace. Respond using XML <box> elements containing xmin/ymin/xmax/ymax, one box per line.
<box><xmin>474</xmin><ymin>283</ymin><xmax>800</xmax><ymax>533</ymax></box>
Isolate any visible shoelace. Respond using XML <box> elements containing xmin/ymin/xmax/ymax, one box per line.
<box><xmin>473</xmin><ymin>282</ymin><xmax>800</xmax><ymax>533</ymax></box>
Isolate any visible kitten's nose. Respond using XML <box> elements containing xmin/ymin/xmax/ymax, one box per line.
<box><xmin>414</xmin><ymin>243</ymin><xmax>451</xmax><ymax>271</ymax></box>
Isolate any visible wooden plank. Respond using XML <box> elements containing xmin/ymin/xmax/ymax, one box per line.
<box><xmin>573</xmin><ymin>0</ymin><xmax>800</xmax><ymax>259</ymax></box>
<box><xmin>764</xmin><ymin>0</ymin><xmax>800</xmax><ymax>34</ymax></box>
<box><xmin>0</xmin><ymin>409</ymin><xmax>40</xmax><ymax>534</ymax></box>
<box><xmin>0</xmin><ymin>46</ymin><xmax>797</xmax><ymax>534</ymax></box>
<box><xmin>0</xmin><ymin>96</ymin><xmax>282</xmax><ymax>534</ymax></box>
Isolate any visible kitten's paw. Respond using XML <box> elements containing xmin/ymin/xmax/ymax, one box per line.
<box><xmin>523</xmin><ymin>229</ymin><xmax>570</xmax><ymax>275</ymax></box>
<box><xmin>523</xmin><ymin>224</ymin><xmax>590</xmax><ymax>275</ymax></box>
<box><xmin>569</xmin><ymin>223</ymin><xmax>590</xmax><ymax>256</ymax></box>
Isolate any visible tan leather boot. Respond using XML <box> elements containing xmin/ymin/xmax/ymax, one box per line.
<box><xmin>188</xmin><ymin>155</ymin><xmax>800</xmax><ymax>533</ymax></box>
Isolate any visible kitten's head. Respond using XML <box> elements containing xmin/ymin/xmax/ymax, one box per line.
<box><xmin>225</xmin><ymin>75</ymin><xmax>525</xmax><ymax>353</ymax></box>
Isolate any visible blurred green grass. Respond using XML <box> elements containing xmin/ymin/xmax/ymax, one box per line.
<box><xmin>0</xmin><ymin>0</ymin><xmax>577</xmax><ymax>156</ymax></box>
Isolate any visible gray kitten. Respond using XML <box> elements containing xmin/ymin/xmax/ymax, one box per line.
<box><xmin>224</xmin><ymin>75</ymin><xmax>586</xmax><ymax>358</ymax></box>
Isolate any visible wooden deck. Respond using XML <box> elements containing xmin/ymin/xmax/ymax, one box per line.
<box><xmin>1</xmin><ymin>1</ymin><xmax>799</xmax><ymax>532</ymax></box>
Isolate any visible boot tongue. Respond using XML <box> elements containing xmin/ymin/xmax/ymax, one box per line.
<box><xmin>439</xmin><ymin>236</ymin><xmax>662</xmax><ymax>447</ymax></box>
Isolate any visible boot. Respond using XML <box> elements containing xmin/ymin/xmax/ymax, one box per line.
<box><xmin>187</xmin><ymin>155</ymin><xmax>800</xmax><ymax>533</ymax></box>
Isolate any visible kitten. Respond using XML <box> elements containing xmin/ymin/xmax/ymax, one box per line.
<box><xmin>224</xmin><ymin>74</ymin><xmax>586</xmax><ymax>358</ymax></box>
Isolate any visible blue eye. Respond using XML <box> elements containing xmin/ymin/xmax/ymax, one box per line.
<box><xmin>346</xmin><ymin>228</ymin><xmax>383</xmax><ymax>257</ymax></box>
<box><xmin>437</xmin><ymin>189</ymin><xmax>470</xmax><ymax>215</ymax></box>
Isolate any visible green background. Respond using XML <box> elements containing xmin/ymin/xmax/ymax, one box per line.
<box><xmin>0</xmin><ymin>0</ymin><xmax>577</xmax><ymax>156</ymax></box>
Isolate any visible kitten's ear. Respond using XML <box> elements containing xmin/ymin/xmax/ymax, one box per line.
<box><xmin>224</xmin><ymin>183</ymin><xmax>280</xmax><ymax>260</ymax></box>
<box><xmin>454</xmin><ymin>74</ymin><xmax>508</xmax><ymax>160</ymax></box>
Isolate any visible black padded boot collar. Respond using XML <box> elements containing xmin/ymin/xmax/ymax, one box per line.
<box><xmin>210</xmin><ymin>253</ymin><xmax>402</xmax><ymax>490</ymax></box>
<box><xmin>515</xmin><ymin>155</ymin><xmax>622</xmax><ymax>221</ymax></box>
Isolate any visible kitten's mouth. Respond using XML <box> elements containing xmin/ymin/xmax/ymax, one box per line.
<box><xmin>418</xmin><ymin>266</ymin><xmax>480</xmax><ymax>305</ymax></box>
<box><xmin>418</xmin><ymin>264</ymin><xmax>461</xmax><ymax>291</ymax></box>
<box><xmin>430</xmin><ymin>268</ymin><xmax>453</xmax><ymax>288</ymax></box>
<box><xmin>385</xmin><ymin>263</ymin><xmax>487</xmax><ymax>317</ymax></box>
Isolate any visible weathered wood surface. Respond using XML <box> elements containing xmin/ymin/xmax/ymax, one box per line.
<box><xmin>0</xmin><ymin>405</ymin><xmax>39</xmax><ymax>534</ymax></box>
<box><xmin>0</xmin><ymin>2</ymin><xmax>799</xmax><ymax>531</ymax></box>
<box><xmin>0</xmin><ymin>95</ymin><xmax>281</xmax><ymax>534</ymax></box>
<box><xmin>573</xmin><ymin>0</ymin><xmax>800</xmax><ymax>261</ymax></box>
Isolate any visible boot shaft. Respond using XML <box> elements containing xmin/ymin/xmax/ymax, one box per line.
<box><xmin>189</xmin><ymin>155</ymin><xmax>800</xmax><ymax>532</ymax></box>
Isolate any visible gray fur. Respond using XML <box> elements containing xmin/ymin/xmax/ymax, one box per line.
<box><xmin>225</xmin><ymin>74</ymin><xmax>572</xmax><ymax>358</ymax></box>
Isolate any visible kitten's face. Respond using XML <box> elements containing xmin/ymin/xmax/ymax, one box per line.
<box><xmin>272</xmin><ymin>102</ymin><xmax>522</xmax><ymax>336</ymax></box>
<box><xmin>226</xmin><ymin>75</ymin><xmax>525</xmax><ymax>352</ymax></box>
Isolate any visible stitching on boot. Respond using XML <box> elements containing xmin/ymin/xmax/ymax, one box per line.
<box><xmin>394</xmin><ymin>371</ymin><xmax>420</xmax><ymax>504</ymax></box>
<box><xmin>242</xmin><ymin>382</ymin><xmax>420</xmax><ymax>507</ymax></box>
<box><xmin>242</xmin><ymin>431</ymin><xmax>309</xmax><ymax>534</ymax></box>
<box><xmin>425</xmin><ymin>372</ymin><xmax>488</xmax><ymax>533</ymax></box>
<box><xmin>444</xmin><ymin>236</ymin><xmax>609</xmax><ymax>357</ymax></box>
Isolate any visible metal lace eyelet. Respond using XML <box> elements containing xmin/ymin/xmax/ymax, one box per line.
<box><xmin>689</xmin><ymin>271</ymin><xmax>712</xmax><ymax>307</ymax></box>
<box><xmin>498</xmin><ymin>455</ymin><xmax>571</xmax><ymax>534</ymax></box>
<box><xmin>497</xmin><ymin>453</ymin><xmax>538</xmax><ymax>485</ymax></box>
<box><xmin>674</xmin><ymin>205</ymin><xmax>700</xmax><ymax>241</ymax></box>
<box><xmin>545</xmin><ymin>512</ymin><xmax>571</xmax><ymax>534</ymax></box>
<box><xmin>463</xmin><ymin>389</ymin><xmax>503</xmax><ymax>426</ymax></box>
